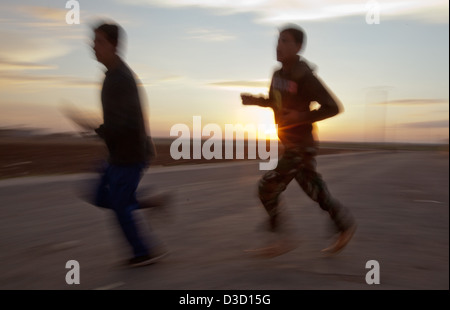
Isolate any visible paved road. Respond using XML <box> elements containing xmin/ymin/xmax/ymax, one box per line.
<box><xmin>0</xmin><ymin>151</ymin><xmax>448</xmax><ymax>290</ymax></box>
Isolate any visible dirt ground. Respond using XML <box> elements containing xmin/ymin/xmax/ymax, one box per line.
<box><xmin>0</xmin><ymin>135</ymin><xmax>424</xmax><ymax>180</ymax></box>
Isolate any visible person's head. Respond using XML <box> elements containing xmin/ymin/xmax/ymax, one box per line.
<box><xmin>92</xmin><ymin>22</ymin><xmax>122</xmax><ymax>66</ymax></box>
<box><xmin>276</xmin><ymin>25</ymin><xmax>306</xmax><ymax>63</ymax></box>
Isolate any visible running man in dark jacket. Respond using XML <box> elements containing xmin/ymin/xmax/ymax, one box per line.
<box><xmin>91</xmin><ymin>22</ymin><xmax>165</xmax><ymax>267</ymax></box>
<box><xmin>241</xmin><ymin>25</ymin><xmax>356</xmax><ymax>256</ymax></box>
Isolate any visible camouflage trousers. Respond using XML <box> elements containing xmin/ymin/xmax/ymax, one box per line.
<box><xmin>258</xmin><ymin>146</ymin><xmax>354</xmax><ymax>233</ymax></box>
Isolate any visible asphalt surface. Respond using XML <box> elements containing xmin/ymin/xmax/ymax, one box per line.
<box><xmin>0</xmin><ymin>151</ymin><xmax>448</xmax><ymax>290</ymax></box>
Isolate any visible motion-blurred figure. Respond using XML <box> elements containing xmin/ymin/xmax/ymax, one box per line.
<box><xmin>241</xmin><ymin>25</ymin><xmax>356</xmax><ymax>256</ymax></box>
<box><xmin>90</xmin><ymin>22</ymin><xmax>167</xmax><ymax>267</ymax></box>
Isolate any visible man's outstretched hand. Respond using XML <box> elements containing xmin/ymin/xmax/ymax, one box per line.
<box><xmin>241</xmin><ymin>93</ymin><xmax>269</xmax><ymax>106</ymax></box>
<box><xmin>241</xmin><ymin>93</ymin><xmax>258</xmax><ymax>105</ymax></box>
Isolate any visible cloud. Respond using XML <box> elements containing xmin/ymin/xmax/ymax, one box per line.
<box><xmin>121</xmin><ymin>0</ymin><xmax>449</xmax><ymax>23</ymax></box>
<box><xmin>18</xmin><ymin>6</ymin><xmax>67</xmax><ymax>22</ymax></box>
<box><xmin>0</xmin><ymin>72</ymin><xmax>98</xmax><ymax>89</ymax></box>
<box><xmin>157</xmin><ymin>75</ymin><xmax>184</xmax><ymax>82</ymax></box>
<box><xmin>186</xmin><ymin>28</ymin><xmax>236</xmax><ymax>42</ymax></box>
<box><xmin>0</xmin><ymin>58</ymin><xmax>56</xmax><ymax>71</ymax></box>
<box><xmin>375</xmin><ymin>99</ymin><xmax>449</xmax><ymax>106</ymax></box>
<box><xmin>1</xmin><ymin>4</ymin><xmax>87</xmax><ymax>45</ymax></box>
<box><xmin>0</xmin><ymin>30</ymin><xmax>70</xmax><ymax>63</ymax></box>
<box><xmin>398</xmin><ymin>120</ymin><xmax>449</xmax><ymax>128</ymax></box>
<box><xmin>209</xmin><ymin>80</ymin><xmax>270</xmax><ymax>88</ymax></box>
<box><xmin>207</xmin><ymin>79</ymin><xmax>270</xmax><ymax>93</ymax></box>
<box><xmin>4</xmin><ymin>5</ymin><xmax>79</xmax><ymax>30</ymax></box>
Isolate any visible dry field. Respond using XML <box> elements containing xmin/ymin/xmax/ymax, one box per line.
<box><xmin>0</xmin><ymin>134</ymin><xmax>445</xmax><ymax>179</ymax></box>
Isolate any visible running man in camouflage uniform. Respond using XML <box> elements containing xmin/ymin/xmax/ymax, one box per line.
<box><xmin>241</xmin><ymin>25</ymin><xmax>356</xmax><ymax>255</ymax></box>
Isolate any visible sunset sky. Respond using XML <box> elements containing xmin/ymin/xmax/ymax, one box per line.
<box><xmin>0</xmin><ymin>0</ymin><xmax>448</xmax><ymax>143</ymax></box>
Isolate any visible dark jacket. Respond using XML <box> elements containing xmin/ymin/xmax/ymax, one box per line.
<box><xmin>258</xmin><ymin>57</ymin><xmax>342</xmax><ymax>148</ymax></box>
<box><xmin>95</xmin><ymin>58</ymin><xmax>155</xmax><ymax>165</ymax></box>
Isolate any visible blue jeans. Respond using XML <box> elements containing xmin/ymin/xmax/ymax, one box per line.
<box><xmin>94</xmin><ymin>162</ymin><xmax>153</xmax><ymax>258</ymax></box>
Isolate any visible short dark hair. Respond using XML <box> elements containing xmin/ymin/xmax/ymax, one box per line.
<box><xmin>94</xmin><ymin>23</ymin><xmax>120</xmax><ymax>47</ymax></box>
<box><xmin>280</xmin><ymin>25</ymin><xmax>306</xmax><ymax>50</ymax></box>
